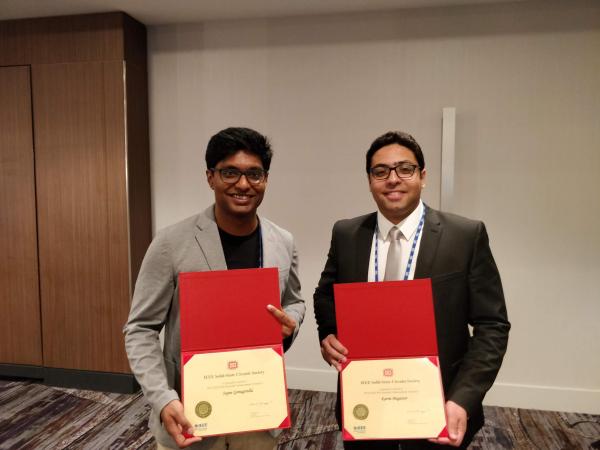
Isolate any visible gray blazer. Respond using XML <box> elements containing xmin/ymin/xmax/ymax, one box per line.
<box><xmin>123</xmin><ymin>206</ymin><xmax>305</xmax><ymax>448</ymax></box>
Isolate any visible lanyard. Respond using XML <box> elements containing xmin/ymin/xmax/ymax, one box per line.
<box><xmin>258</xmin><ymin>223</ymin><xmax>263</xmax><ymax>268</ymax></box>
<box><xmin>374</xmin><ymin>207</ymin><xmax>426</xmax><ymax>282</ymax></box>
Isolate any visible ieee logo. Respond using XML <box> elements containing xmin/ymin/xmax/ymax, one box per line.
<box><xmin>228</xmin><ymin>361</ymin><xmax>238</xmax><ymax>370</ymax></box>
<box><xmin>383</xmin><ymin>368</ymin><xmax>393</xmax><ymax>377</ymax></box>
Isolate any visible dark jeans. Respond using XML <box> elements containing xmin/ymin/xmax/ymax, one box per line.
<box><xmin>343</xmin><ymin>438</ymin><xmax>473</xmax><ymax>450</ymax></box>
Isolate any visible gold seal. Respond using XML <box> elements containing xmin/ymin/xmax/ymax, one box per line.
<box><xmin>195</xmin><ymin>401</ymin><xmax>212</xmax><ymax>418</ymax></box>
<box><xmin>353</xmin><ymin>404</ymin><xmax>369</xmax><ymax>420</ymax></box>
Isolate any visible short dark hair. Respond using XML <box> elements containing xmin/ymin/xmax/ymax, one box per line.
<box><xmin>205</xmin><ymin>127</ymin><xmax>273</xmax><ymax>171</ymax></box>
<box><xmin>365</xmin><ymin>131</ymin><xmax>425</xmax><ymax>174</ymax></box>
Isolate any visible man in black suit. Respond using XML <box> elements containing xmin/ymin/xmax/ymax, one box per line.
<box><xmin>314</xmin><ymin>131</ymin><xmax>510</xmax><ymax>449</ymax></box>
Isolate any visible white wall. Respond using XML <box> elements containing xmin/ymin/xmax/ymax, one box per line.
<box><xmin>148</xmin><ymin>0</ymin><xmax>600</xmax><ymax>414</ymax></box>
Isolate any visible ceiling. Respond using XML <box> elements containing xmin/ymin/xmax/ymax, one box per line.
<box><xmin>0</xmin><ymin>0</ymin><xmax>528</xmax><ymax>25</ymax></box>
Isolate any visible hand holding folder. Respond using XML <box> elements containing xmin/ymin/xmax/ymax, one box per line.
<box><xmin>266</xmin><ymin>304</ymin><xmax>297</xmax><ymax>339</ymax></box>
<box><xmin>320</xmin><ymin>334</ymin><xmax>349</xmax><ymax>371</ymax></box>
<box><xmin>160</xmin><ymin>399</ymin><xmax>203</xmax><ymax>447</ymax></box>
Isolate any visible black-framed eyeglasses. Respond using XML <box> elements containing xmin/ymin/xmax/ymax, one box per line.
<box><xmin>369</xmin><ymin>163</ymin><xmax>420</xmax><ymax>180</ymax></box>
<box><xmin>211</xmin><ymin>167</ymin><xmax>268</xmax><ymax>184</ymax></box>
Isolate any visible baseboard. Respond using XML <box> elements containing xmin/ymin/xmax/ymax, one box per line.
<box><xmin>0</xmin><ymin>363</ymin><xmax>44</xmax><ymax>379</ymax></box>
<box><xmin>0</xmin><ymin>364</ymin><xmax>140</xmax><ymax>394</ymax></box>
<box><xmin>43</xmin><ymin>368</ymin><xmax>140</xmax><ymax>394</ymax></box>
<box><xmin>286</xmin><ymin>367</ymin><xmax>600</xmax><ymax>415</ymax></box>
<box><xmin>484</xmin><ymin>382</ymin><xmax>600</xmax><ymax>415</ymax></box>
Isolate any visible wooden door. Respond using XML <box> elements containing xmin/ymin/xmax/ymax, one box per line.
<box><xmin>0</xmin><ymin>65</ymin><xmax>43</xmax><ymax>366</ymax></box>
<box><xmin>32</xmin><ymin>61</ymin><xmax>131</xmax><ymax>373</ymax></box>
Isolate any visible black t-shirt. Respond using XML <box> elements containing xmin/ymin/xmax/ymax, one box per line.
<box><xmin>218</xmin><ymin>225</ymin><xmax>260</xmax><ymax>269</ymax></box>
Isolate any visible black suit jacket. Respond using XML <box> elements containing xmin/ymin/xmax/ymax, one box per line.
<box><xmin>314</xmin><ymin>206</ymin><xmax>510</xmax><ymax>437</ymax></box>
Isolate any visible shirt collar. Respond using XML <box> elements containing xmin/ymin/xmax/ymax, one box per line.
<box><xmin>377</xmin><ymin>200</ymin><xmax>424</xmax><ymax>241</ymax></box>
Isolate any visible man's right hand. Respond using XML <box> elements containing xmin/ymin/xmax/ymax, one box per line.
<box><xmin>160</xmin><ymin>399</ymin><xmax>202</xmax><ymax>448</ymax></box>
<box><xmin>320</xmin><ymin>334</ymin><xmax>348</xmax><ymax>371</ymax></box>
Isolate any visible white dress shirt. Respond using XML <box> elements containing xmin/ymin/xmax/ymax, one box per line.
<box><xmin>367</xmin><ymin>200</ymin><xmax>425</xmax><ymax>282</ymax></box>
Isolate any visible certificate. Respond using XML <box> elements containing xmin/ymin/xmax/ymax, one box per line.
<box><xmin>335</xmin><ymin>279</ymin><xmax>448</xmax><ymax>440</ymax></box>
<box><xmin>179</xmin><ymin>268</ymin><xmax>291</xmax><ymax>437</ymax></box>
<box><xmin>183</xmin><ymin>347</ymin><xmax>288</xmax><ymax>437</ymax></box>
<box><xmin>341</xmin><ymin>357</ymin><xmax>446</xmax><ymax>440</ymax></box>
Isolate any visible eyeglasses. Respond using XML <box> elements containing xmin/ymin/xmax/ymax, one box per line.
<box><xmin>211</xmin><ymin>167</ymin><xmax>267</xmax><ymax>184</ymax></box>
<box><xmin>369</xmin><ymin>163</ymin><xmax>420</xmax><ymax>180</ymax></box>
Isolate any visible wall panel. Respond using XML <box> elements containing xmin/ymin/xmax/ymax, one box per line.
<box><xmin>33</xmin><ymin>61</ymin><xmax>130</xmax><ymax>373</ymax></box>
<box><xmin>0</xmin><ymin>65</ymin><xmax>42</xmax><ymax>366</ymax></box>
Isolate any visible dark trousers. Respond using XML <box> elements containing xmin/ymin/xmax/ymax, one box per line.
<box><xmin>343</xmin><ymin>438</ymin><xmax>473</xmax><ymax>450</ymax></box>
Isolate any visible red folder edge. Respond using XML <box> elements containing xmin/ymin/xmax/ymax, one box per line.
<box><xmin>179</xmin><ymin>268</ymin><xmax>291</xmax><ymax>436</ymax></box>
<box><xmin>434</xmin><ymin>355</ymin><xmax>449</xmax><ymax>439</ymax></box>
<box><xmin>273</xmin><ymin>345</ymin><xmax>292</xmax><ymax>430</ymax></box>
<box><xmin>335</xmin><ymin>279</ymin><xmax>447</xmax><ymax>441</ymax></box>
<box><xmin>340</xmin><ymin>361</ymin><xmax>354</xmax><ymax>440</ymax></box>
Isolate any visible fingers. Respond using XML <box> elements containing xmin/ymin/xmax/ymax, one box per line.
<box><xmin>426</xmin><ymin>401</ymin><xmax>467</xmax><ymax>447</ymax></box>
<box><xmin>266</xmin><ymin>304</ymin><xmax>297</xmax><ymax>337</ymax></box>
<box><xmin>173</xmin><ymin>409</ymin><xmax>194</xmax><ymax>441</ymax></box>
<box><xmin>160</xmin><ymin>400</ymin><xmax>202</xmax><ymax>448</ymax></box>
<box><xmin>445</xmin><ymin>400</ymin><xmax>467</xmax><ymax>447</ymax></box>
<box><xmin>320</xmin><ymin>334</ymin><xmax>348</xmax><ymax>371</ymax></box>
<box><xmin>178</xmin><ymin>436</ymin><xmax>203</xmax><ymax>448</ymax></box>
<box><xmin>267</xmin><ymin>304</ymin><xmax>296</xmax><ymax>328</ymax></box>
<box><xmin>427</xmin><ymin>437</ymin><xmax>450</xmax><ymax>445</ymax></box>
<box><xmin>324</xmin><ymin>334</ymin><xmax>348</xmax><ymax>355</ymax></box>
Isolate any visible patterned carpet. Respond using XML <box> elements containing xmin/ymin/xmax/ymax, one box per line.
<box><xmin>0</xmin><ymin>379</ymin><xmax>598</xmax><ymax>449</ymax></box>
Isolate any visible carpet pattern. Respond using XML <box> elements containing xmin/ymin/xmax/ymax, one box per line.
<box><xmin>0</xmin><ymin>379</ymin><xmax>598</xmax><ymax>449</ymax></box>
<box><xmin>0</xmin><ymin>379</ymin><xmax>153</xmax><ymax>449</ymax></box>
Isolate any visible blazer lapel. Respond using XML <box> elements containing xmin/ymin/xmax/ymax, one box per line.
<box><xmin>194</xmin><ymin>206</ymin><xmax>227</xmax><ymax>271</ymax></box>
<box><xmin>256</xmin><ymin>219</ymin><xmax>290</xmax><ymax>303</ymax></box>
<box><xmin>414</xmin><ymin>206</ymin><xmax>442</xmax><ymax>279</ymax></box>
<box><xmin>260</xmin><ymin>218</ymin><xmax>278</xmax><ymax>269</ymax></box>
<box><xmin>355</xmin><ymin>213</ymin><xmax>377</xmax><ymax>282</ymax></box>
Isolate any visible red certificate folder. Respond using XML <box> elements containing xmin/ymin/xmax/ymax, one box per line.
<box><xmin>335</xmin><ymin>278</ymin><xmax>448</xmax><ymax>441</ymax></box>
<box><xmin>179</xmin><ymin>268</ymin><xmax>291</xmax><ymax>437</ymax></box>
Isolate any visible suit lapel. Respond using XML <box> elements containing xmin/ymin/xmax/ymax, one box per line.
<box><xmin>260</xmin><ymin>218</ymin><xmax>278</xmax><ymax>268</ymax></box>
<box><xmin>257</xmin><ymin>219</ymin><xmax>289</xmax><ymax>303</ymax></box>
<box><xmin>414</xmin><ymin>206</ymin><xmax>442</xmax><ymax>279</ymax></box>
<box><xmin>355</xmin><ymin>213</ymin><xmax>377</xmax><ymax>282</ymax></box>
<box><xmin>194</xmin><ymin>206</ymin><xmax>227</xmax><ymax>271</ymax></box>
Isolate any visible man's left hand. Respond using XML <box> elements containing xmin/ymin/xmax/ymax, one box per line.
<box><xmin>428</xmin><ymin>400</ymin><xmax>467</xmax><ymax>447</ymax></box>
<box><xmin>267</xmin><ymin>304</ymin><xmax>296</xmax><ymax>338</ymax></box>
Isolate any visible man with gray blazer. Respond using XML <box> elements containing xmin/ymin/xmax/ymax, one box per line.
<box><xmin>124</xmin><ymin>127</ymin><xmax>305</xmax><ymax>450</ymax></box>
<box><xmin>314</xmin><ymin>131</ymin><xmax>509</xmax><ymax>450</ymax></box>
